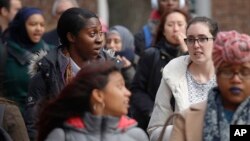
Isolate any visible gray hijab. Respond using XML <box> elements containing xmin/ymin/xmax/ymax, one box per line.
<box><xmin>108</xmin><ymin>25</ymin><xmax>135</xmax><ymax>51</ymax></box>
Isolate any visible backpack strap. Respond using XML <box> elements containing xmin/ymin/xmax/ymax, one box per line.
<box><xmin>143</xmin><ymin>25</ymin><xmax>152</xmax><ymax>48</ymax></box>
<box><xmin>0</xmin><ymin>104</ymin><xmax>5</xmax><ymax>127</ymax></box>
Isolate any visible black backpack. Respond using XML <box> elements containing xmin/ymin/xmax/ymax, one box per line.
<box><xmin>0</xmin><ymin>104</ymin><xmax>13</xmax><ymax>141</ymax></box>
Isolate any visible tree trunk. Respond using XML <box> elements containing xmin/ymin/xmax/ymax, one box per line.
<box><xmin>108</xmin><ymin>0</ymin><xmax>151</xmax><ymax>33</ymax></box>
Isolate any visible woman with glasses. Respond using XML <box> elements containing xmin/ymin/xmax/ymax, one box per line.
<box><xmin>148</xmin><ymin>16</ymin><xmax>218</xmax><ymax>141</ymax></box>
<box><xmin>169</xmin><ymin>30</ymin><xmax>250</xmax><ymax>141</ymax></box>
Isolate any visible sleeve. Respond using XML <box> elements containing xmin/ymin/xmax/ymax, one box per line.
<box><xmin>4</xmin><ymin>104</ymin><xmax>30</xmax><ymax>141</ymax></box>
<box><xmin>130</xmin><ymin>50</ymin><xmax>155</xmax><ymax>116</ymax></box>
<box><xmin>121</xmin><ymin>66</ymin><xmax>136</xmax><ymax>89</ymax></box>
<box><xmin>23</xmin><ymin>71</ymin><xmax>47</xmax><ymax>141</ymax></box>
<box><xmin>45</xmin><ymin>128</ymin><xmax>65</xmax><ymax>141</ymax></box>
<box><xmin>147</xmin><ymin>78</ymin><xmax>174</xmax><ymax>140</ymax></box>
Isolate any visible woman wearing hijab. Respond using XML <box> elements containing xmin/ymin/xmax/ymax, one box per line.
<box><xmin>169</xmin><ymin>30</ymin><xmax>250</xmax><ymax>141</ymax></box>
<box><xmin>105</xmin><ymin>25</ymin><xmax>137</xmax><ymax>88</ymax></box>
<box><xmin>0</xmin><ymin>7</ymin><xmax>53</xmax><ymax>113</ymax></box>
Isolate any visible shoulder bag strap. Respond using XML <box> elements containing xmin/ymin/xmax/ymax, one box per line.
<box><xmin>157</xmin><ymin>113</ymin><xmax>184</xmax><ymax>141</ymax></box>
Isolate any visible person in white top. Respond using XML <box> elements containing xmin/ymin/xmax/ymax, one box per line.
<box><xmin>147</xmin><ymin>16</ymin><xmax>219</xmax><ymax>141</ymax></box>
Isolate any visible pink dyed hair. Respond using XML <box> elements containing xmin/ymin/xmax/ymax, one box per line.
<box><xmin>213</xmin><ymin>30</ymin><xmax>250</xmax><ymax>69</ymax></box>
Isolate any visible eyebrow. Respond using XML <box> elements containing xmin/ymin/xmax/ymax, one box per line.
<box><xmin>187</xmin><ymin>34</ymin><xmax>210</xmax><ymax>38</ymax></box>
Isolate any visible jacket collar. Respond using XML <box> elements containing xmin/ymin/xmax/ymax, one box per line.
<box><xmin>7</xmin><ymin>40</ymin><xmax>47</xmax><ymax>65</ymax></box>
<box><xmin>65</xmin><ymin>113</ymin><xmax>137</xmax><ymax>133</ymax></box>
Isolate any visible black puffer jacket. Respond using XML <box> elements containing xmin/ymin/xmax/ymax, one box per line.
<box><xmin>130</xmin><ymin>38</ymin><xmax>186</xmax><ymax>131</ymax></box>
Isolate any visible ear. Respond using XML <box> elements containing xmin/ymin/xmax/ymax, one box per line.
<box><xmin>91</xmin><ymin>89</ymin><xmax>104</xmax><ymax>103</ymax></box>
<box><xmin>66</xmin><ymin>32</ymin><xmax>76</xmax><ymax>43</ymax></box>
<box><xmin>0</xmin><ymin>7</ymin><xmax>9</xmax><ymax>17</ymax></box>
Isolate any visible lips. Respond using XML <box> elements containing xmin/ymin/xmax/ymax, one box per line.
<box><xmin>93</xmin><ymin>47</ymin><xmax>102</xmax><ymax>54</ymax></box>
<box><xmin>194</xmin><ymin>52</ymin><xmax>203</xmax><ymax>56</ymax></box>
<box><xmin>229</xmin><ymin>87</ymin><xmax>242</xmax><ymax>95</ymax></box>
<box><xmin>124</xmin><ymin>100</ymin><xmax>130</xmax><ymax>108</ymax></box>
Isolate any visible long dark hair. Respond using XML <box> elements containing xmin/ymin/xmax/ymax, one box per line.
<box><xmin>154</xmin><ymin>8</ymin><xmax>190</xmax><ymax>45</ymax></box>
<box><xmin>57</xmin><ymin>7</ymin><xmax>98</xmax><ymax>47</ymax></box>
<box><xmin>36</xmin><ymin>60</ymin><xmax>120</xmax><ymax>141</ymax></box>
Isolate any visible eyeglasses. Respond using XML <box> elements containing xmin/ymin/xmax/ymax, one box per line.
<box><xmin>184</xmin><ymin>37</ymin><xmax>214</xmax><ymax>46</ymax></box>
<box><xmin>217</xmin><ymin>69</ymin><xmax>250</xmax><ymax>79</ymax></box>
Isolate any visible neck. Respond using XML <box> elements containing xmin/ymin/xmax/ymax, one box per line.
<box><xmin>66</xmin><ymin>47</ymin><xmax>89</xmax><ymax>68</ymax></box>
<box><xmin>188</xmin><ymin>60</ymin><xmax>215</xmax><ymax>83</ymax></box>
<box><xmin>0</xmin><ymin>18</ymin><xmax>9</xmax><ymax>32</ymax></box>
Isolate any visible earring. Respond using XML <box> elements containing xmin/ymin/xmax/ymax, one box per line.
<box><xmin>93</xmin><ymin>102</ymin><xmax>105</xmax><ymax>111</ymax></box>
<box><xmin>101</xmin><ymin>102</ymin><xmax>105</xmax><ymax>109</ymax></box>
<box><xmin>93</xmin><ymin>104</ymin><xmax>97</xmax><ymax>111</ymax></box>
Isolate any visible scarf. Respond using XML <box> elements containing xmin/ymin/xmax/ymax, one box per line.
<box><xmin>203</xmin><ymin>88</ymin><xmax>250</xmax><ymax>141</ymax></box>
<box><xmin>62</xmin><ymin>49</ymin><xmax>73</xmax><ymax>84</ymax></box>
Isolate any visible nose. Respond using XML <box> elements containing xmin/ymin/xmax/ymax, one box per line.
<box><xmin>124</xmin><ymin>87</ymin><xmax>131</xmax><ymax>97</ymax></box>
<box><xmin>36</xmin><ymin>24</ymin><xmax>43</xmax><ymax>31</ymax></box>
<box><xmin>231</xmin><ymin>73</ymin><xmax>242</xmax><ymax>83</ymax></box>
<box><xmin>109</xmin><ymin>41</ymin><xmax>116</xmax><ymax>49</ymax></box>
<box><xmin>173</xmin><ymin>24</ymin><xmax>179</xmax><ymax>32</ymax></box>
<box><xmin>193</xmin><ymin>39</ymin><xmax>201</xmax><ymax>48</ymax></box>
<box><xmin>96</xmin><ymin>32</ymin><xmax>103</xmax><ymax>43</ymax></box>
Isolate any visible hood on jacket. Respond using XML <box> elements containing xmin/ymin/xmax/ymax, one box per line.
<box><xmin>28</xmin><ymin>49</ymin><xmax>48</xmax><ymax>78</ymax></box>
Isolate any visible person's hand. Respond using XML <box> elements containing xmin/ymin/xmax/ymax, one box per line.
<box><xmin>175</xmin><ymin>32</ymin><xmax>188</xmax><ymax>53</ymax></box>
<box><xmin>117</xmin><ymin>55</ymin><xmax>132</xmax><ymax>68</ymax></box>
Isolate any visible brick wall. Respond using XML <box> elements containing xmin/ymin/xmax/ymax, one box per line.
<box><xmin>212</xmin><ymin>0</ymin><xmax>250</xmax><ymax>34</ymax></box>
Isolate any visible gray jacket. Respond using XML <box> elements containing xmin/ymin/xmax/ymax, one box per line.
<box><xmin>45</xmin><ymin>113</ymin><xmax>149</xmax><ymax>141</ymax></box>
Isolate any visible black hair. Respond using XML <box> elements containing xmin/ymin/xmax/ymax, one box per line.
<box><xmin>57</xmin><ymin>7</ymin><xmax>98</xmax><ymax>47</ymax></box>
<box><xmin>36</xmin><ymin>60</ymin><xmax>121</xmax><ymax>141</ymax></box>
<box><xmin>186</xmin><ymin>16</ymin><xmax>219</xmax><ymax>38</ymax></box>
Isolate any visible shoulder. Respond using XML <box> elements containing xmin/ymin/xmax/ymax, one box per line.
<box><xmin>165</xmin><ymin>55</ymin><xmax>190</xmax><ymax>68</ymax></box>
<box><xmin>45</xmin><ymin>128</ymin><xmax>65</xmax><ymax>141</ymax></box>
<box><xmin>28</xmin><ymin>47</ymin><xmax>59</xmax><ymax>78</ymax></box>
<box><xmin>180</xmin><ymin>101</ymin><xmax>207</xmax><ymax>118</ymax></box>
<box><xmin>162</xmin><ymin>55</ymin><xmax>190</xmax><ymax>78</ymax></box>
<box><xmin>0</xmin><ymin>98</ymin><xmax>16</xmax><ymax>105</ymax></box>
<box><xmin>28</xmin><ymin>50</ymin><xmax>49</xmax><ymax>78</ymax></box>
<box><xmin>139</xmin><ymin>47</ymin><xmax>159</xmax><ymax>61</ymax></box>
<box><xmin>126</xmin><ymin>127</ymin><xmax>149</xmax><ymax>141</ymax></box>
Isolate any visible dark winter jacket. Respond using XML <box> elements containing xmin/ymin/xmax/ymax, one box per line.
<box><xmin>130</xmin><ymin>38</ymin><xmax>186</xmax><ymax>130</ymax></box>
<box><xmin>24</xmin><ymin>46</ymin><xmax>122</xmax><ymax>141</ymax></box>
<box><xmin>0</xmin><ymin>39</ymin><xmax>53</xmax><ymax>113</ymax></box>
<box><xmin>45</xmin><ymin>113</ymin><xmax>149</xmax><ymax>141</ymax></box>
